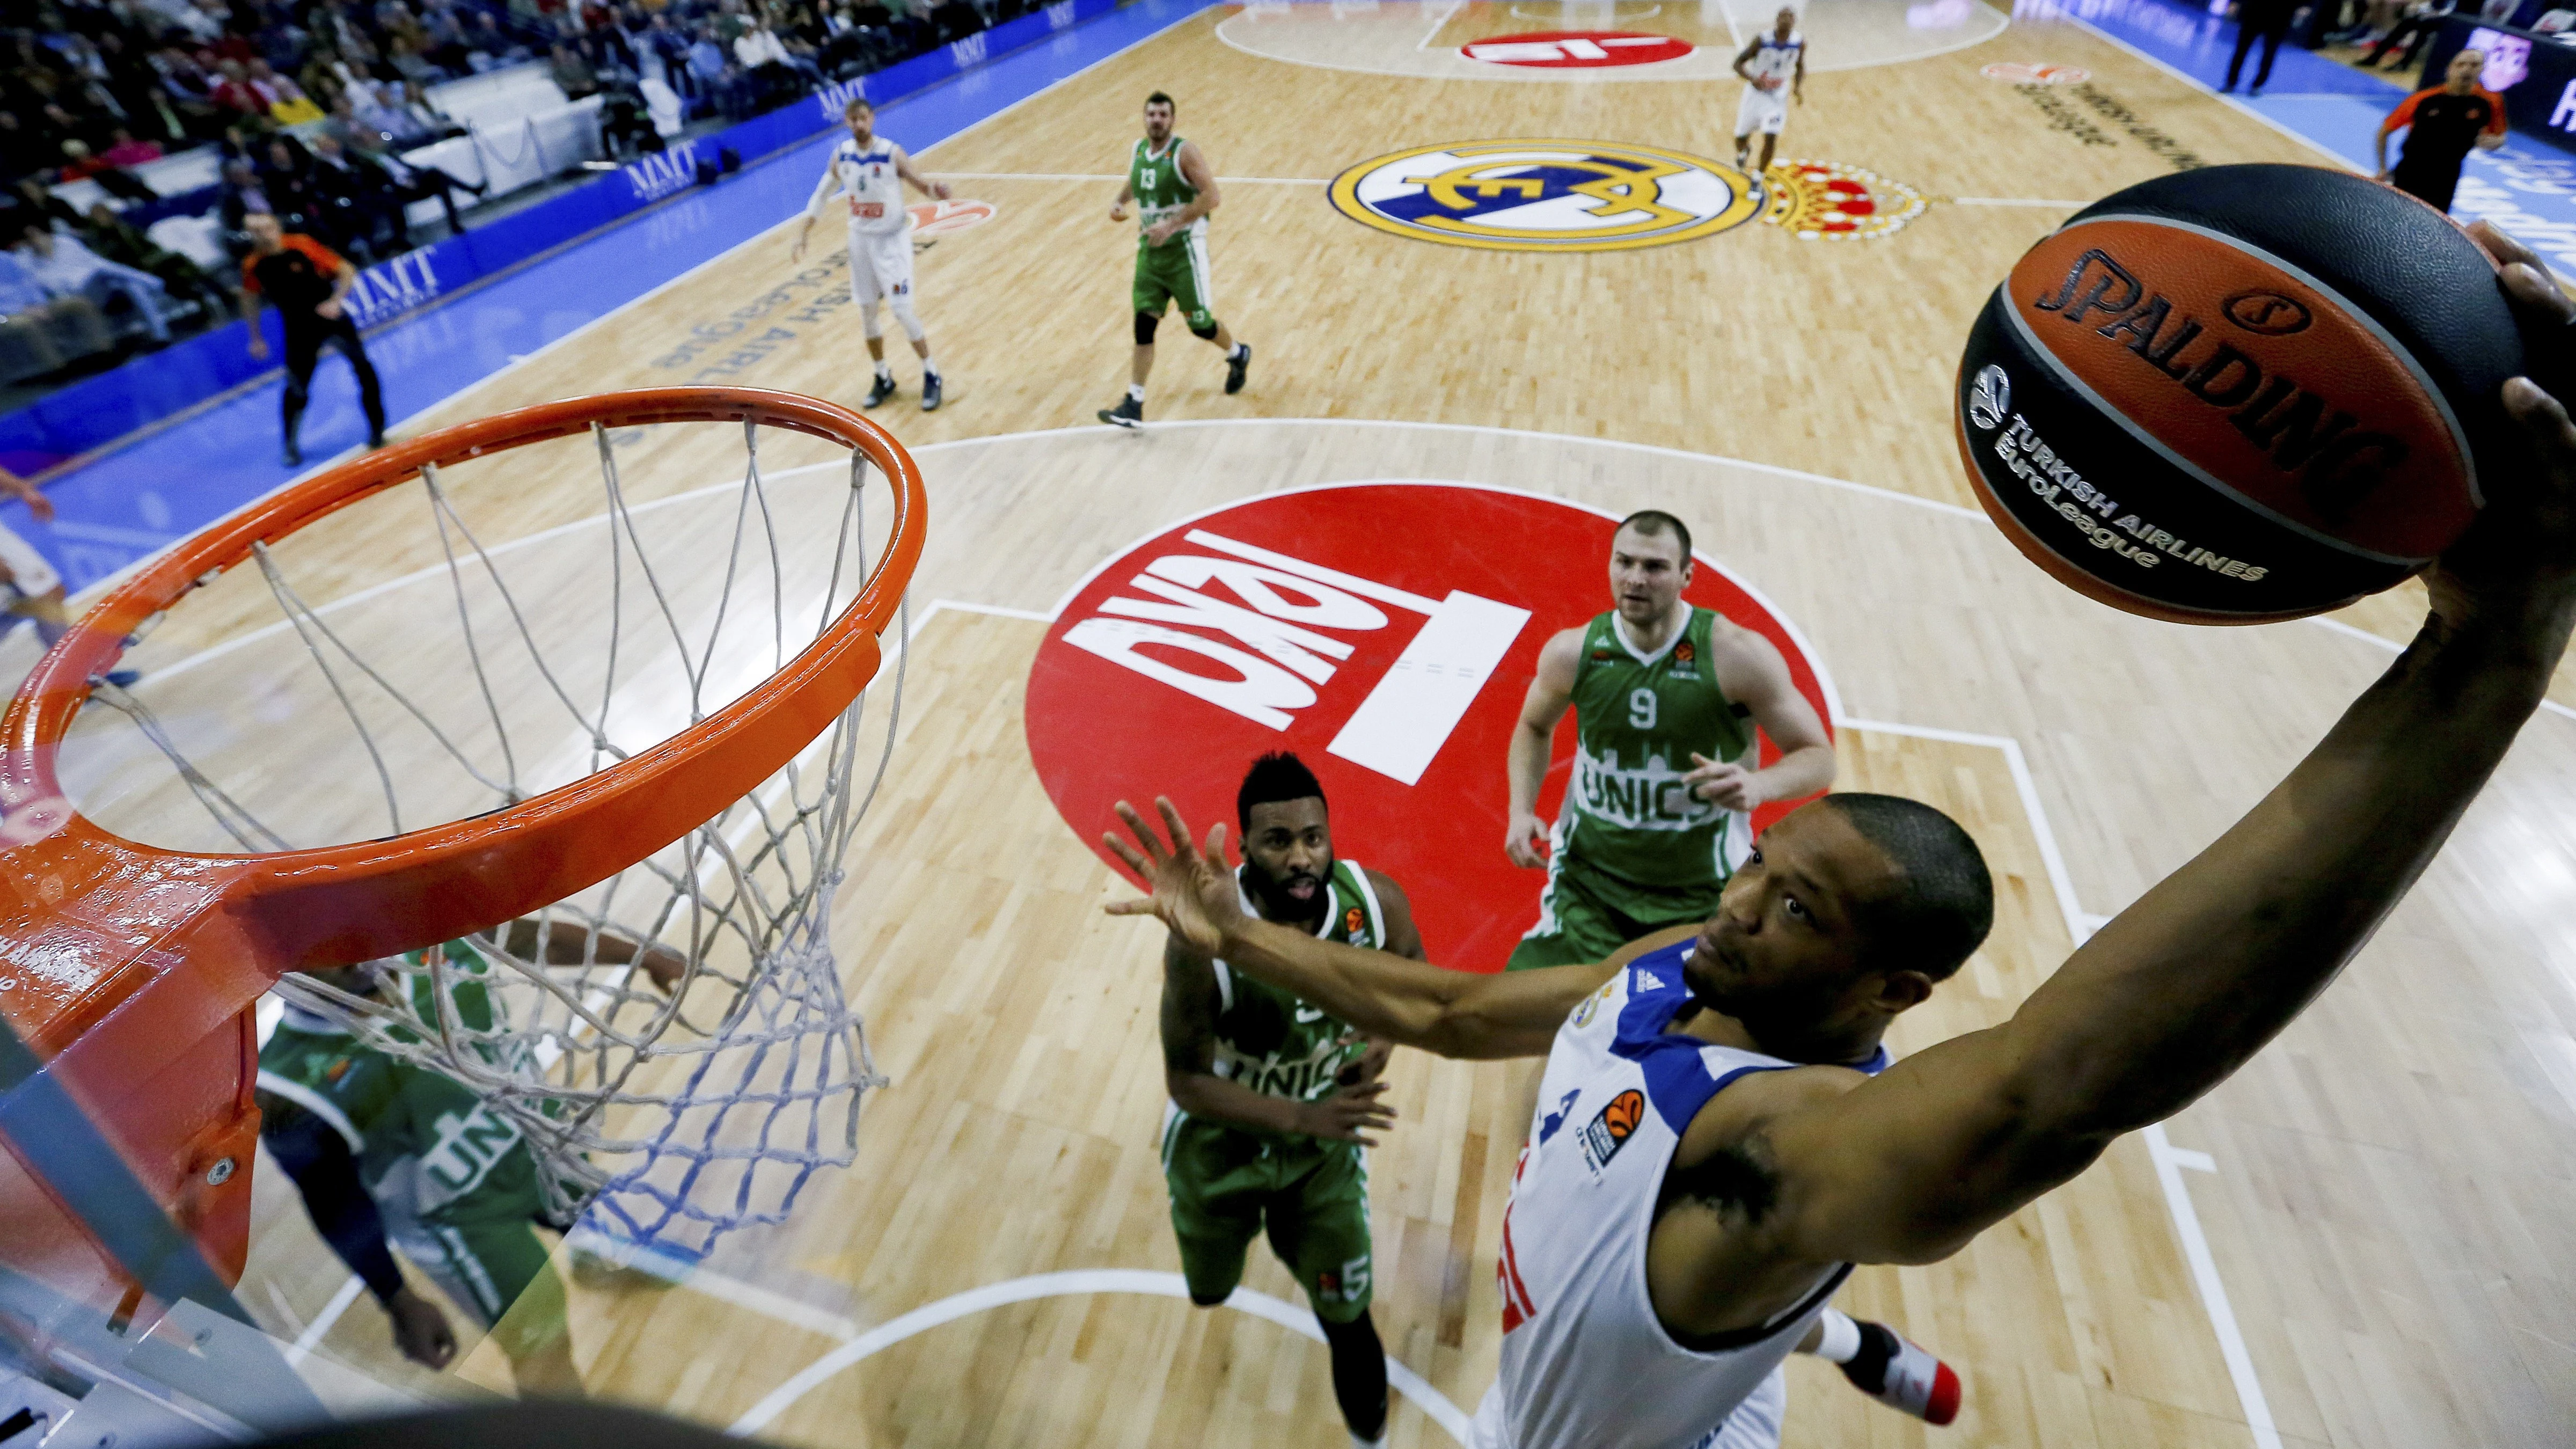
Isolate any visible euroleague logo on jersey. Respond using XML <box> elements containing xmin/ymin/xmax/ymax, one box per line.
<box><xmin>1026</xmin><ymin>484</ymin><xmax>1833</xmax><ymax>971</ymax></box>
<box><xmin>1461</xmin><ymin>31</ymin><xmax>1693</xmax><ymax>68</ymax></box>
<box><xmin>1580</xmin><ymin>1089</ymin><xmax>1646</xmax><ymax>1174</ymax></box>
<box><xmin>1328</xmin><ymin>140</ymin><xmax>1761</xmax><ymax>252</ymax></box>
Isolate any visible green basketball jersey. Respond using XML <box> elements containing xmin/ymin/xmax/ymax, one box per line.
<box><xmin>1128</xmin><ymin>136</ymin><xmax>1202</xmax><ymax>253</ymax></box>
<box><xmin>257</xmin><ymin>939</ymin><xmax>549</xmax><ymax>1229</ymax></box>
<box><xmin>1558</xmin><ymin>608</ymin><xmax>1758</xmax><ymax>889</ymax></box>
<box><xmin>1206</xmin><ymin>859</ymin><xmax>1385</xmax><ymax>1108</ymax></box>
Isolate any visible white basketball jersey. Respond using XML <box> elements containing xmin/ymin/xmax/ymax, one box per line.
<box><xmin>1746</xmin><ymin>31</ymin><xmax>1803</xmax><ymax>83</ymax></box>
<box><xmin>1473</xmin><ymin>941</ymin><xmax>1889</xmax><ymax>1449</ymax></box>
<box><xmin>819</xmin><ymin>137</ymin><xmax>911</xmax><ymax>236</ymax></box>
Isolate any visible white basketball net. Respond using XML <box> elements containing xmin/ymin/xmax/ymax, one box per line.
<box><xmin>58</xmin><ymin>416</ymin><xmax>906</xmax><ymax>1258</ymax></box>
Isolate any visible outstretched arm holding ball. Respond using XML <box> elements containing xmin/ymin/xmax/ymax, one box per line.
<box><xmin>1104</xmin><ymin>221</ymin><xmax>2575</xmax><ymax>1317</ymax></box>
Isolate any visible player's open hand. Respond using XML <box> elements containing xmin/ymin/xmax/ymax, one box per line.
<box><xmin>1297</xmin><ymin>1079</ymin><xmax>1396</xmax><ymax>1145</ymax></box>
<box><xmin>1685</xmin><ymin>753</ymin><xmax>1764</xmax><ymax>813</ymax></box>
<box><xmin>2425</xmin><ymin>221</ymin><xmax>2576</xmax><ymax>627</ymax></box>
<box><xmin>13</xmin><ymin>488</ymin><xmax>54</xmax><ymax>525</ymax></box>
<box><xmin>932</xmin><ymin>180</ymin><xmax>952</xmax><ymax>201</ymax></box>
<box><xmin>386</xmin><ymin>1285</ymin><xmax>457</xmax><ymax>1368</ymax></box>
<box><xmin>1104</xmin><ymin>797</ymin><xmax>1248</xmax><ymax>955</ymax></box>
<box><xmin>1504</xmin><ymin>810</ymin><xmax>1549</xmax><ymax>868</ymax></box>
<box><xmin>1336</xmin><ymin>1031</ymin><xmax>1394</xmax><ymax>1088</ymax></box>
<box><xmin>790</xmin><ymin>233</ymin><xmax>807</xmax><ymax>262</ymax></box>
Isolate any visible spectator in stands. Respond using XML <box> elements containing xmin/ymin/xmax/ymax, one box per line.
<box><xmin>18</xmin><ymin>223</ymin><xmax>172</xmax><ymax>344</ymax></box>
<box><xmin>467</xmin><ymin>11</ymin><xmax>531</xmax><ymax>69</ymax></box>
<box><xmin>383</xmin><ymin>35</ymin><xmax>436</xmax><ymax>85</ymax></box>
<box><xmin>55</xmin><ymin>141</ymin><xmax>159</xmax><ymax>203</ymax></box>
<box><xmin>2364</xmin><ymin>0</ymin><xmax>2457</xmax><ymax>67</ymax></box>
<box><xmin>10</xmin><ymin>182</ymin><xmax>86</xmax><ymax>235</ymax></box>
<box><xmin>217</xmin><ymin>158</ymin><xmax>277</xmax><ymax>243</ymax></box>
<box><xmin>341</xmin><ymin>126</ymin><xmax>484</xmax><ymax>237</ymax></box>
<box><xmin>550</xmin><ymin>39</ymin><xmax>600</xmax><ymax>98</ymax></box>
<box><xmin>82</xmin><ymin>201</ymin><xmax>228</xmax><ymax>316</ymax></box>
<box><xmin>0</xmin><ymin>245</ymin><xmax>110</xmax><ymax>385</ymax></box>
<box><xmin>686</xmin><ymin>23</ymin><xmax>737</xmax><ymax>114</ymax></box>
<box><xmin>259</xmin><ymin>134</ymin><xmax>350</xmax><ymax>251</ymax></box>
<box><xmin>99</xmin><ymin>127</ymin><xmax>167</xmax><ymax>169</ymax></box>
<box><xmin>306</xmin><ymin>132</ymin><xmax>395</xmax><ymax>253</ymax></box>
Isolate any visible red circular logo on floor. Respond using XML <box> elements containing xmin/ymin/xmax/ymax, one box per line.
<box><xmin>1025</xmin><ymin>484</ymin><xmax>1833</xmax><ymax>974</ymax></box>
<box><xmin>1461</xmin><ymin>31</ymin><xmax>1694</xmax><ymax>68</ymax></box>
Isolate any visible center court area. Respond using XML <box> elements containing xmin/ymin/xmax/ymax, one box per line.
<box><xmin>49</xmin><ymin>2</ymin><xmax>2576</xmax><ymax>1446</ymax></box>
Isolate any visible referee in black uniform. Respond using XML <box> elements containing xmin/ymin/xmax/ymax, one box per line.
<box><xmin>2376</xmin><ymin>48</ymin><xmax>2508</xmax><ymax>216</ymax></box>
<box><xmin>238</xmin><ymin>211</ymin><xmax>387</xmax><ymax>467</ymax></box>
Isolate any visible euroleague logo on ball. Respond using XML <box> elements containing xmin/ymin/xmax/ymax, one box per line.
<box><xmin>1967</xmin><ymin>364</ymin><xmax>2011</xmax><ymax>431</ymax></box>
<box><xmin>1026</xmin><ymin>484</ymin><xmax>1833</xmax><ymax>971</ymax></box>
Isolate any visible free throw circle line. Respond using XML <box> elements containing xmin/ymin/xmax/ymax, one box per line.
<box><xmin>726</xmin><ymin>1268</ymin><xmax>1474</xmax><ymax>1443</ymax></box>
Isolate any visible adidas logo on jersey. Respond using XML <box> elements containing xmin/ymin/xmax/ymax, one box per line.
<box><xmin>1634</xmin><ymin>969</ymin><xmax>1667</xmax><ymax>992</ymax></box>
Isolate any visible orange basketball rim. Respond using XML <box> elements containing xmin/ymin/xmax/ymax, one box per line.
<box><xmin>0</xmin><ymin>388</ymin><xmax>925</xmax><ymax>1324</ymax></box>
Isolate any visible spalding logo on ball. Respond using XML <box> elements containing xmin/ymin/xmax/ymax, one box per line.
<box><xmin>1956</xmin><ymin>164</ymin><xmax>2526</xmax><ymax>623</ymax></box>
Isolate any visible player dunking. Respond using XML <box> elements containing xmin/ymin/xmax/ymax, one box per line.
<box><xmin>1732</xmin><ymin>8</ymin><xmax>1805</xmax><ymax>176</ymax></box>
<box><xmin>1160</xmin><ymin>754</ymin><xmax>1417</xmax><ymax>1449</ymax></box>
<box><xmin>793</xmin><ymin>97</ymin><xmax>951</xmax><ymax>412</ymax></box>
<box><xmin>1103</xmin><ymin>222</ymin><xmax>2576</xmax><ymax>1449</ymax></box>
<box><xmin>1097</xmin><ymin>91</ymin><xmax>1251</xmax><ymax>429</ymax></box>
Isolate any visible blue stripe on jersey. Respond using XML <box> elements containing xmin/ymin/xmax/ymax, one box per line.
<box><xmin>1608</xmin><ymin>940</ymin><xmax>1891</xmax><ymax>1132</ymax></box>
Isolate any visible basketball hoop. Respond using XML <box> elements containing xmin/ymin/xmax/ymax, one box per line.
<box><xmin>0</xmin><ymin>387</ymin><xmax>926</xmax><ymax>1315</ymax></box>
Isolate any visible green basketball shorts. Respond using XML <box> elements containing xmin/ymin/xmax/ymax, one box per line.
<box><xmin>1161</xmin><ymin>1110</ymin><xmax>1373</xmax><ymax>1323</ymax></box>
<box><xmin>390</xmin><ymin>1214</ymin><xmax>570</xmax><ymax>1358</ymax></box>
<box><xmin>1506</xmin><ymin>848</ymin><xmax>1727</xmax><ymax>971</ymax></box>
<box><xmin>1132</xmin><ymin>236</ymin><xmax>1217</xmax><ymax>333</ymax></box>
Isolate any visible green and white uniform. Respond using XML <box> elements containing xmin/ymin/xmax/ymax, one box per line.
<box><xmin>257</xmin><ymin>939</ymin><xmax>571</xmax><ymax>1353</ymax></box>
<box><xmin>1162</xmin><ymin>860</ymin><xmax>1384</xmax><ymax>1322</ymax></box>
<box><xmin>1508</xmin><ymin>608</ymin><xmax>1758</xmax><ymax>971</ymax></box>
<box><xmin>1128</xmin><ymin>135</ymin><xmax>1217</xmax><ymax>332</ymax></box>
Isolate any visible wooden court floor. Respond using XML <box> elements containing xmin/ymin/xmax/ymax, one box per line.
<box><xmin>103</xmin><ymin>4</ymin><xmax>2576</xmax><ymax>1447</ymax></box>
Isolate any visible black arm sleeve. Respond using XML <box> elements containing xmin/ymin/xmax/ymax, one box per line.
<box><xmin>258</xmin><ymin>1095</ymin><xmax>408</xmax><ymax>1306</ymax></box>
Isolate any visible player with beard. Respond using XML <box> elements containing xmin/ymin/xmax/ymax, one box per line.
<box><xmin>1157</xmin><ymin>753</ymin><xmax>1418</xmax><ymax>1448</ymax></box>
<box><xmin>1101</xmin><ymin>229</ymin><xmax>2576</xmax><ymax>1446</ymax></box>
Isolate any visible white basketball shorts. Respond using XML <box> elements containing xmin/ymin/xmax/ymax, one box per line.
<box><xmin>0</xmin><ymin>519</ymin><xmax>60</xmax><ymax>604</ymax></box>
<box><xmin>1735</xmin><ymin>85</ymin><xmax>1788</xmax><ymax>137</ymax></box>
<box><xmin>846</xmin><ymin>225</ymin><xmax>916</xmax><ymax>304</ymax></box>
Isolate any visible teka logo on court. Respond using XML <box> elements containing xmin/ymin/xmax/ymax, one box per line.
<box><xmin>908</xmin><ymin>198</ymin><xmax>997</xmax><ymax>237</ymax></box>
<box><xmin>1981</xmin><ymin>60</ymin><xmax>2089</xmax><ymax>84</ymax></box>
<box><xmin>625</xmin><ymin>141</ymin><xmax>701</xmax><ymax>204</ymax></box>
<box><xmin>1462</xmin><ymin>31</ymin><xmax>1693</xmax><ymax>68</ymax></box>
<box><xmin>1025</xmin><ymin>484</ymin><xmax>1831</xmax><ymax>970</ymax></box>
<box><xmin>1328</xmin><ymin>140</ymin><xmax>1761</xmax><ymax>252</ymax></box>
<box><xmin>342</xmin><ymin>249</ymin><xmax>443</xmax><ymax>327</ymax></box>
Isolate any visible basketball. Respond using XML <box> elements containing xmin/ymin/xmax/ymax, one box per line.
<box><xmin>1955</xmin><ymin>164</ymin><xmax>2527</xmax><ymax>624</ymax></box>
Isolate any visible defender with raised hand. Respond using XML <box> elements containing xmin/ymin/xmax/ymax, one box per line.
<box><xmin>1160</xmin><ymin>753</ymin><xmax>1421</xmax><ymax>1449</ymax></box>
<box><xmin>1105</xmin><ymin>222</ymin><xmax>2576</xmax><ymax>1449</ymax></box>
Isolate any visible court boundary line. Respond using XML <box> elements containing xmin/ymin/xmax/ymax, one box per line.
<box><xmin>2045</xmin><ymin>2</ymin><xmax>2360</xmax><ymax>172</ymax></box>
<box><xmin>1211</xmin><ymin>0</ymin><xmax>2010</xmax><ymax>79</ymax></box>
<box><xmin>722</xmin><ymin>1269</ymin><xmax>1474</xmax><ymax>1442</ymax></box>
<box><xmin>1841</xmin><ymin>716</ymin><xmax>2281</xmax><ymax>1449</ymax></box>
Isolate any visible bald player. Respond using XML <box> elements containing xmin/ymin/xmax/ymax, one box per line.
<box><xmin>1106</xmin><ymin>218</ymin><xmax>2574</xmax><ymax>1449</ymax></box>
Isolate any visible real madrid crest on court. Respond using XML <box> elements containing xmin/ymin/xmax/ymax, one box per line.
<box><xmin>1328</xmin><ymin>140</ymin><xmax>1761</xmax><ymax>252</ymax></box>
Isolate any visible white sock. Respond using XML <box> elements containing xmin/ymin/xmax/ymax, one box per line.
<box><xmin>1231</xmin><ymin>342</ymin><xmax>1247</xmax><ymax>360</ymax></box>
<box><xmin>920</xmin><ymin>355</ymin><xmax>937</xmax><ymax>376</ymax></box>
<box><xmin>1809</xmin><ymin>1307</ymin><xmax>1863</xmax><ymax>1364</ymax></box>
<box><xmin>1349</xmin><ymin>1433</ymin><xmax>1387</xmax><ymax>1449</ymax></box>
<box><xmin>1127</xmin><ymin>383</ymin><xmax>1145</xmax><ymax>402</ymax></box>
<box><xmin>875</xmin><ymin>360</ymin><xmax>894</xmax><ymax>380</ymax></box>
